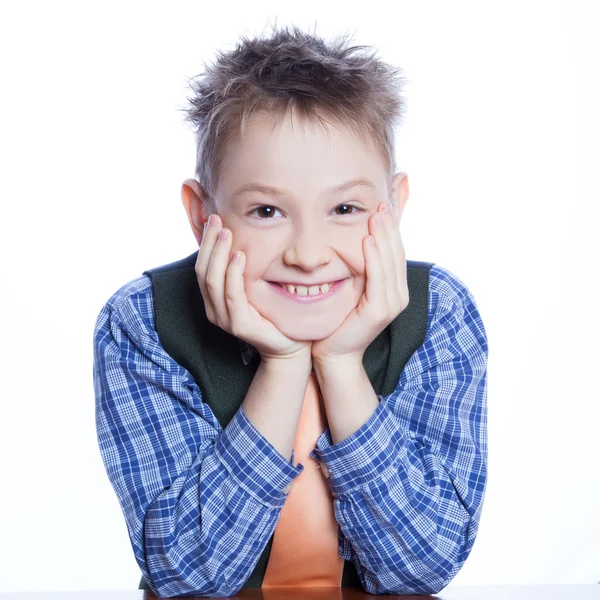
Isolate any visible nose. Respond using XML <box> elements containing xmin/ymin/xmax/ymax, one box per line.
<box><xmin>281</xmin><ymin>223</ymin><xmax>333</xmax><ymax>271</ymax></box>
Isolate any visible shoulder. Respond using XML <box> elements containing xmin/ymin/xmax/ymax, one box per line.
<box><xmin>95</xmin><ymin>275</ymin><xmax>156</xmax><ymax>340</ymax></box>
<box><xmin>104</xmin><ymin>274</ymin><xmax>153</xmax><ymax>306</ymax></box>
<box><xmin>428</xmin><ymin>263</ymin><xmax>475</xmax><ymax>308</ymax></box>
<box><xmin>425</xmin><ymin>263</ymin><xmax>485</xmax><ymax>337</ymax></box>
<box><xmin>425</xmin><ymin>263</ymin><xmax>488</xmax><ymax>351</ymax></box>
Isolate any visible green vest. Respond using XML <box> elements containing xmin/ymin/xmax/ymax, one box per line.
<box><xmin>138</xmin><ymin>250</ymin><xmax>434</xmax><ymax>591</ymax></box>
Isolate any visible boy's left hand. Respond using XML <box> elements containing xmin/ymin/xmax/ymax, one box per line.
<box><xmin>311</xmin><ymin>200</ymin><xmax>409</xmax><ymax>364</ymax></box>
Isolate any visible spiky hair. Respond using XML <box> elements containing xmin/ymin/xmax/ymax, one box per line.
<box><xmin>182</xmin><ymin>23</ymin><xmax>406</xmax><ymax>215</ymax></box>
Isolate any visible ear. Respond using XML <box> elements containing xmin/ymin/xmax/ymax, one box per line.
<box><xmin>181</xmin><ymin>178</ymin><xmax>209</xmax><ymax>246</ymax></box>
<box><xmin>389</xmin><ymin>172</ymin><xmax>409</xmax><ymax>223</ymax></box>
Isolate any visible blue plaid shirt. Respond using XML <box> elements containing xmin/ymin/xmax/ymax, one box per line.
<box><xmin>93</xmin><ymin>263</ymin><xmax>488</xmax><ymax>598</ymax></box>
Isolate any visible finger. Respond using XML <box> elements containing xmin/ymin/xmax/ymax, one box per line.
<box><xmin>378</xmin><ymin>202</ymin><xmax>407</xmax><ymax>304</ymax></box>
<box><xmin>195</xmin><ymin>219</ymin><xmax>222</xmax><ymax>320</ymax></box>
<box><xmin>224</xmin><ymin>250</ymin><xmax>252</xmax><ymax>337</ymax></box>
<box><xmin>363</xmin><ymin>232</ymin><xmax>385</xmax><ymax>316</ymax></box>
<box><xmin>205</xmin><ymin>227</ymin><xmax>232</xmax><ymax>328</ymax></box>
<box><xmin>384</xmin><ymin>201</ymin><xmax>405</xmax><ymax>271</ymax></box>
<box><xmin>387</xmin><ymin>206</ymin><xmax>408</xmax><ymax>301</ymax></box>
<box><xmin>370</xmin><ymin>207</ymin><xmax>395</xmax><ymax>306</ymax></box>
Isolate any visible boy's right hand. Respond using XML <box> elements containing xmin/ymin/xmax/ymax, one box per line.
<box><xmin>196</xmin><ymin>214</ymin><xmax>313</xmax><ymax>363</ymax></box>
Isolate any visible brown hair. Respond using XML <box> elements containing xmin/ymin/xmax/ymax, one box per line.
<box><xmin>181</xmin><ymin>23</ymin><xmax>406</xmax><ymax>217</ymax></box>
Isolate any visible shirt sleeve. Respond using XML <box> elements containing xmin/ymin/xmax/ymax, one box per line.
<box><xmin>309</xmin><ymin>265</ymin><xmax>489</xmax><ymax>595</ymax></box>
<box><xmin>93</xmin><ymin>276</ymin><xmax>304</xmax><ymax>598</ymax></box>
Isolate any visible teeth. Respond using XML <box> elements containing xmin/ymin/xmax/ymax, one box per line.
<box><xmin>282</xmin><ymin>282</ymin><xmax>332</xmax><ymax>296</ymax></box>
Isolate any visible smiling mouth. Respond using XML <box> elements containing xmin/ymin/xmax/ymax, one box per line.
<box><xmin>267</xmin><ymin>278</ymin><xmax>348</xmax><ymax>301</ymax></box>
<box><xmin>276</xmin><ymin>281</ymin><xmax>331</xmax><ymax>292</ymax></box>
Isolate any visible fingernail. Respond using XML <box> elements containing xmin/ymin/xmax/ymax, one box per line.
<box><xmin>208</xmin><ymin>214</ymin><xmax>218</xmax><ymax>227</ymax></box>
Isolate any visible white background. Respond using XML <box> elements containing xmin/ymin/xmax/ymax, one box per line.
<box><xmin>1</xmin><ymin>0</ymin><xmax>599</xmax><ymax>593</ymax></box>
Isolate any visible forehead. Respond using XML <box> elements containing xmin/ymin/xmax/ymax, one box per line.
<box><xmin>238</xmin><ymin>108</ymin><xmax>377</xmax><ymax>156</ymax></box>
<box><xmin>217</xmin><ymin>109</ymin><xmax>386</xmax><ymax>200</ymax></box>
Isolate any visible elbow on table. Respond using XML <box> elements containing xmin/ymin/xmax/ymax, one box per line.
<box><xmin>364</xmin><ymin>516</ymin><xmax>478</xmax><ymax>595</ymax></box>
<box><xmin>147</xmin><ymin>576</ymin><xmax>239</xmax><ymax>599</ymax></box>
<box><xmin>364</xmin><ymin>561</ymin><xmax>465</xmax><ymax>596</ymax></box>
<box><xmin>143</xmin><ymin>561</ymin><xmax>238</xmax><ymax>599</ymax></box>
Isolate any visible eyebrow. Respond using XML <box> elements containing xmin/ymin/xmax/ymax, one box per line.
<box><xmin>230</xmin><ymin>177</ymin><xmax>377</xmax><ymax>201</ymax></box>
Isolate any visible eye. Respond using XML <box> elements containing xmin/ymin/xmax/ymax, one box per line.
<box><xmin>247</xmin><ymin>203</ymin><xmax>366</xmax><ymax>219</ymax></box>
<box><xmin>248</xmin><ymin>205</ymin><xmax>283</xmax><ymax>219</ymax></box>
<box><xmin>334</xmin><ymin>204</ymin><xmax>365</xmax><ymax>216</ymax></box>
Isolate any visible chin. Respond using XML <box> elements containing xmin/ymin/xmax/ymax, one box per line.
<box><xmin>271</xmin><ymin>317</ymin><xmax>343</xmax><ymax>343</ymax></box>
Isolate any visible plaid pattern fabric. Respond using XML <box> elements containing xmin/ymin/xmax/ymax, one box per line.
<box><xmin>93</xmin><ymin>264</ymin><xmax>488</xmax><ymax>597</ymax></box>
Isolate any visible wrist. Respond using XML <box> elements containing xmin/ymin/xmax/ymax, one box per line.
<box><xmin>261</xmin><ymin>348</ymin><xmax>313</xmax><ymax>371</ymax></box>
<box><xmin>312</xmin><ymin>352</ymin><xmax>364</xmax><ymax>372</ymax></box>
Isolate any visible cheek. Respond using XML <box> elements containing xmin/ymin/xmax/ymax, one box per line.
<box><xmin>240</xmin><ymin>256</ymin><xmax>268</xmax><ymax>288</ymax></box>
<box><xmin>346</xmin><ymin>248</ymin><xmax>368</xmax><ymax>277</ymax></box>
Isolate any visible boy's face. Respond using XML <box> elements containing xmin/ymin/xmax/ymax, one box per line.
<box><xmin>183</xmin><ymin>110</ymin><xmax>408</xmax><ymax>343</ymax></box>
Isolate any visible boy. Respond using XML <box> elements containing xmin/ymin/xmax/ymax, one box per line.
<box><xmin>93</xmin><ymin>24</ymin><xmax>488</xmax><ymax>598</ymax></box>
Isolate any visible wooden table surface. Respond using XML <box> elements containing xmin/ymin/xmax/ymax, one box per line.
<box><xmin>0</xmin><ymin>586</ymin><xmax>599</xmax><ymax>600</ymax></box>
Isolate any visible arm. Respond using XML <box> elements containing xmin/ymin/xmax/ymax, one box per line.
<box><xmin>242</xmin><ymin>352</ymin><xmax>313</xmax><ymax>464</ymax></box>
<box><xmin>93</xmin><ymin>276</ymin><xmax>305</xmax><ymax>598</ymax></box>
<box><xmin>313</xmin><ymin>355</ymin><xmax>380</xmax><ymax>446</ymax></box>
<box><xmin>309</xmin><ymin>267</ymin><xmax>489</xmax><ymax>595</ymax></box>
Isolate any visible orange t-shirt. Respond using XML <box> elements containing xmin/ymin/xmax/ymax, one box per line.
<box><xmin>261</xmin><ymin>370</ymin><xmax>344</xmax><ymax>588</ymax></box>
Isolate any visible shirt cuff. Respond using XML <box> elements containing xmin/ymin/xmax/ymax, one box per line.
<box><xmin>308</xmin><ymin>396</ymin><xmax>407</xmax><ymax>496</ymax></box>
<box><xmin>214</xmin><ymin>404</ymin><xmax>304</xmax><ymax>508</ymax></box>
